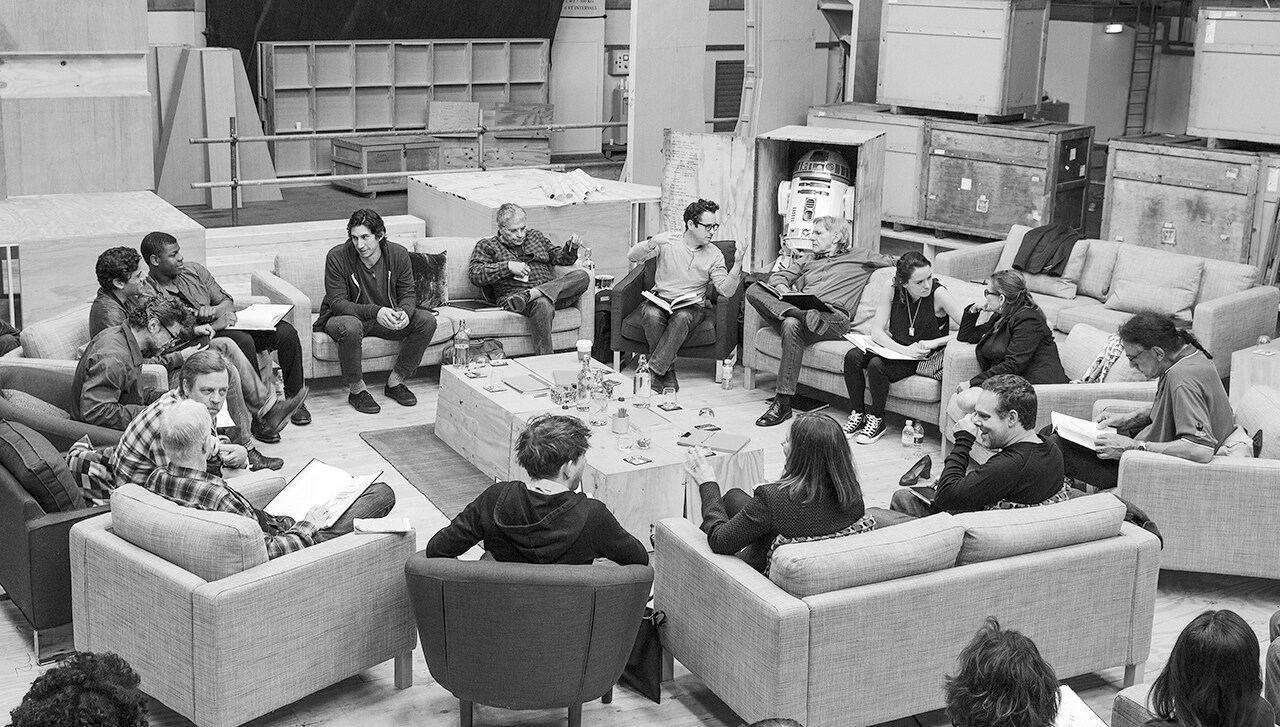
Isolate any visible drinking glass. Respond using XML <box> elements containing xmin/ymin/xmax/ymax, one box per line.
<box><xmin>633</xmin><ymin>423</ymin><xmax>653</xmax><ymax>450</ymax></box>
<box><xmin>661</xmin><ymin>386</ymin><xmax>677</xmax><ymax>409</ymax></box>
<box><xmin>589</xmin><ymin>389</ymin><xmax>609</xmax><ymax>426</ymax></box>
<box><xmin>616</xmin><ymin>431</ymin><xmax>633</xmax><ymax>451</ymax></box>
<box><xmin>698</xmin><ymin>407</ymin><xmax>716</xmax><ymax>427</ymax></box>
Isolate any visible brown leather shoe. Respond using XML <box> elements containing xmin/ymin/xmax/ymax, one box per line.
<box><xmin>257</xmin><ymin>385</ymin><xmax>309</xmax><ymax>440</ymax></box>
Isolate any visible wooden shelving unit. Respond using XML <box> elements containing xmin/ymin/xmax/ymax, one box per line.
<box><xmin>258</xmin><ymin>39</ymin><xmax>550</xmax><ymax>176</ymax></box>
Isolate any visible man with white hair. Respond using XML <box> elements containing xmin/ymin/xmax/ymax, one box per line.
<box><xmin>147</xmin><ymin>399</ymin><xmax>396</xmax><ymax>557</ymax></box>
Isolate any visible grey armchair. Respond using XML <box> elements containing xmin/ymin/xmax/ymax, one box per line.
<box><xmin>0</xmin><ymin>363</ymin><xmax>124</xmax><ymax>451</ymax></box>
<box><xmin>404</xmin><ymin>555</ymin><xmax>653</xmax><ymax>727</ymax></box>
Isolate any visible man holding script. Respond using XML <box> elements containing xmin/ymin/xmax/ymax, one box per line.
<box><xmin>626</xmin><ymin>199</ymin><xmax>745</xmax><ymax>392</ymax></box>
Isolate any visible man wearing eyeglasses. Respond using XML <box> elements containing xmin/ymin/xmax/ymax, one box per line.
<box><xmin>626</xmin><ymin>198</ymin><xmax>745</xmax><ymax>391</ymax></box>
<box><xmin>468</xmin><ymin>202</ymin><xmax>591</xmax><ymax>356</ymax></box>
<box><xmin>72</xmin><ymin>295</ymin><xmax>193</xmax><ymax>430</ymax></box>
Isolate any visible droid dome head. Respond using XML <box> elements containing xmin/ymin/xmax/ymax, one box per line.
<box><xmin>793</xmin><ymin>149</ymin><xmax>852</xmax><ymax>185</ymax></box>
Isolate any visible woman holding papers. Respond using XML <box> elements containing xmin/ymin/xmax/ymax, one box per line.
<box><xmin>690</xmin><ymin>413</ymin><xmax>873</xmax><ymax>574</ymax></box>
<box><xmin>843</xmin><ymin>252</ymin><xmax>963</xmax><ymax>444</ymax></box>
<box><xmin>1147</xmin><ymin>610</ymin><xmax>1274</xmax><ymax>727</ymax></box>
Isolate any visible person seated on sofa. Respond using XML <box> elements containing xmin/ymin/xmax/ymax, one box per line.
<box><xmin>945</xmin><ymin>617</ymin><xmax>1060</xmax><ymax>727</ymax></box>
<box><xmin>317</xmin><ymin>208</ymin><xmax>438</xmax><ymax>415</ymax></box>
<box><xmin>689</xmin><ymin>412</ymin><xmax>874</xmax><ymax>573</ymax></box>
<box><xmin>92</xmin><ymin>245</ymin><xmax>303</xmax><ymax>446</ymax></box>
<box><xmin>148</xmin><ymin>399</ymin><xmax>395</xmax><ymax>557</ymax></box>
<box><xmin>626</xmin><ymin>198</ymin><xmax>744</xmax><ymax>391</ymax></box>
<box><xmin>72</xmin><ymin>295</ymin><xmax>192</xmax><ymax>430</ymax></box>
<box><xmin>7</xmin><ymin>650</ymin><xmax>149</xmax><ymax>727</ymax></box>
<box><xmin>890</xmin><ymin>375</ymin><xmax>1067</xmax><ymax>519</ymax></box>
<box><xmin>1149</xmin><ymin>610</ymin><xmax>1273</xmax><ymax>727</ymax></box>
<box><xmin>468</xmin><ymin>202</ymin><xmax>591</xmax><ymax>357</ymax></box>
<box><xmin>844</xmin><ymin>251</ymin><xmax>964</xmax><ymax>443</ymax></box>
<box><xmin>748</xmin><ymin>215</ymin><xmax>897</xmax><ymax>427</ymax></box>
<box><xmin>142</xmin><ymin>231</ymin><xmax>311</xmax><ymax>437</ymax></box>
<box><xmin>1042</xmin><ymin>310</ymin><xmax>1234</xmax><ymax>491</ymax></box>
<box><xmin>110</xmin><ymin>350</ymin><xmax>288</xmax><ymax>491</ymax></box>
<box><xmin>425</xmin><ymin>414</ymin><xmax>647</xmax><ymax>565</ymax></box>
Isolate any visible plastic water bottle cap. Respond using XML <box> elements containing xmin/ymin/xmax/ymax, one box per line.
<box><xmin>577</xmin><ymin>340</ymin><xmax>592</xmax><ymax>354</ymax></box>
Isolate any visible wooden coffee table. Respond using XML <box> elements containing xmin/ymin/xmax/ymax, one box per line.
<box><xmin>436</xmin><ymin>352</ymin><xmax>766</xmax><ymax>544</ymax></box>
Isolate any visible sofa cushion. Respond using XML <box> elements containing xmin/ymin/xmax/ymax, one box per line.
<box><xmin>1055</xmin><ymin>304</ymin><xmax>1134</xmax><ymax>336</ymax></box>
<box><xmin>1030</xmin><ymin>293</ymin><xmax>1097</xmax><ymax>331</ymax></box>
<box><xmin>409</xmin><ymin>250</ymin><xmax>449</xmax><ymax>309</ymax></box>
<box><xmin>417</xmin><ymin>237</ymin><xmax>491</xmax><ymax>301</ymax></box>
<box><xmin>768</xmin><ymin>513</ymin><xmax>964</xmax><ymax>597</ymax></box>
<box><xmin>451</xmin><ymin>307</ymin><xmax>582</xmax><ymax>339</ymax></box>
<box><xmin>1075</xmin><ymin>239</ymin><xmax>1119</xmax><ymax>300</ymax></box>
<box><xmin>1058</xmin><ymin>324</ymin><xmax>1147</xmax><ymax>383</ymax></box>
<box><xmin>19</xmin><ymin>305</ymin><xmax>92</xmax><ymax>360</ymax></box>
<box><xmin>2</xmin><ymin>389</ymin><xmax>70</xmax><ymax>420</ymax></box>
<box><xmin>0</xmin><ymin>420</ymin><xmax>84</xmax><ymax>513</ymax></box>
<box><xmin>850</xmin><ymin>267</ymin><xmax>896</xmax><ymax>333</ymax></box>
<box><xmin>951</xmin><ymin>493</ymin><xmax>1126</xmax><ymax>565</ymax></box>
<box><xmin>1104</xmin><ymin>246</ymin><xmax>1204</xmax><ymax>320</ymax></box>
<box><xmin>995</xmin><ymin>225</ymin><xmax>1090</xmax><ymax>299</ymax></box>
<box><xmin>1236</xmin><ymin>385</ymin><xmax>1280</xmax><ymax>460</ymax></box>
<box><xmin>110</xmin><ymin>483</ymin><xmax>269</xmax><ymax>581</ymax></box>
<box><xmin>1198</xmin><ymin>258</ymin><xmax>1259</xmax><ymax>305</ymax></box>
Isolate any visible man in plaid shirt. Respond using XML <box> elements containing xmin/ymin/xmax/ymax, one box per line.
<box><xmin>146</xmin><ymin>400</ymin><xmax>394</xmax><ymax>558</ymax></box>
<box><xmin>468</xmin><ymin>202</ymin><xmax>591</xmax><ymax>355</ymax></box>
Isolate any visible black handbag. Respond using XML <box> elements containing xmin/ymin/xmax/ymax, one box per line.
<box><xmin>619</xmin><ymin>607</ymin><xmax>666</xmax><ymax>703</ymax></box>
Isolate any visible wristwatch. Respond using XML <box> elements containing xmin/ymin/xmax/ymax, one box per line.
<box><xmin>1134</xmin><ymin>441</ymin><xmax>1148</xmax><ymax>452</ymax></box>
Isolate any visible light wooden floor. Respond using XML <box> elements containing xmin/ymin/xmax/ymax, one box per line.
<box><xmin>2</xmin><ymin>358</ymin><xmax>1279</xmax><ymax>727</ymax></box>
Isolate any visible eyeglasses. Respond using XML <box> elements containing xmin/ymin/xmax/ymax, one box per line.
<box><xmin>694</xmin><ymin>221</ymin><xmax>720</xmax><ymax>233</ymax></box>
<box><xmin>1124</xmin><ymin>347</ymin><xmax>1153</xmax><ymax>364</ymax></box>
<box><xmin>983</xmin><ymin>289</ymin><xmax>1000</xmax><ymax>297</ymax></box>
<box><xmin>162</xmin><ymin>324</ymin><xmax>183</xmax><ymax>344</ymax></box>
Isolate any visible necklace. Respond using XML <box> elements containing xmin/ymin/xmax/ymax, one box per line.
<box><xmin>906</xmin><ymin>294</ymin><xmax>924</xmax><ymax>338</ymax></box>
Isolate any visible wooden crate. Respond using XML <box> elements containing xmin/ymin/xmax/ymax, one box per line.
<box><xmin>1102</xmin><ymin>136</ymin><xmax>1268</xmax><ymax>265</ymax></box>
<box><xmin>807</xmin><ymin>102</ymin><xmax>926</xmax><ymax>224</ymax></box>
<box><xmin>752</xmin><ymin>125</ymin><xmax>886</xmax><ymax>269</ymax></box>
<box><xmin>483</xmin><ymin>138</ymin><xmax>551</xmax><ymax>168</ymax></box>
<box><xmin>481</xmin><ymin>101</ymin><xmax>553</xmax><ymax>138</ymax></box>
<box><xmin>1188</xmin><ymin>8</ymin><xmax>1280</xmax><ymax>146</ymax></box>
<box><xmin>920</xmin><ymin>119</ymin><xmax>1093</xmax><ymax>238</ymax></box>
<box><xmin>425</xmin><ymin>100</ymin><xmax>480</xmax><ymax>136</ymax></box>
<box><xmin>330</xmin><ymin>135</ymin><xmax>441</xmax><ymax>195</ymax></box>
<box><xmin>877</xmin><ymin>0</ymin><xmax>1048</xmax><ymax>117</ymax></box>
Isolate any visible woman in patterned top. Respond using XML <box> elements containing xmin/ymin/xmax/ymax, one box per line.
<box><xmin>690</xmin><ymin>412</ymin><xmax>870</xmax><ymax>572</ymax></box>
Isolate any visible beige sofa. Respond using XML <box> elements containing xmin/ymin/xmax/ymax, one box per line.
<box><xmin>654</xmin><ymin>494</ymin><xmax>1160</xmax><ymax>727</ymax></box>
<box><xmin>71</xmin><ymin>481</ymin><xmax>416</xmax><ymax>727</ymax></box>
<box><xmin>253</xmin><ymin>237</ymin><xmax>595</xmax><ymax>380</ymax></box>
<box><xmin>934</xmin><ymin>225</ymin><xmax>1279</xmax><ymax>377</ymax></box>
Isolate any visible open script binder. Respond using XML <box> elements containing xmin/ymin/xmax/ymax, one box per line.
<box><xmin>264</xmin><ymin>459</ymin><xmax>381</xmax><ymax>529</ymax></box>
<box><xmin>229</xmin><ymin>303</ymin><xmax>294</xmax><ymax>331</ymax></box>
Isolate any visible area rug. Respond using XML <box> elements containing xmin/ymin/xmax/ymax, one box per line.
<box><xmin>359</xmin><ymin>423</ymin><xmax>491</xmax><ymax>519</ymax></box>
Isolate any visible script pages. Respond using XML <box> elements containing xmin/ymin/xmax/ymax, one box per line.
<box><xmin>1053</xmin><ymin>685</ymin><xmax>1107</xmax><ymax>727</ymax></box>
<box><xmin>1051</xmin><ymin>412</ymin><xmax>1117</xmax><ymax>449</ymax></box>
<box><xmin>265</xmin><ymin>459</ymin><xmax>381</xmax><ymax>529</ymax></box>
<box><xmin>759</xmin><ymin>283</ymin><xmax>833</xmax><ymax>313</ymax></box>
<box><xmin>229</xmin><ymin>303</ymin><xmax>294</xmax><ymax>331</ymax></box>
<box><xmin>642</xmin><ymin>290</ymin><xmax>702</xmax><ymax>314</ymax></box>
<box><xmin>844</xmin><ymin>333</ymin><xmax>917</xmax><ymax>361</ymax></box>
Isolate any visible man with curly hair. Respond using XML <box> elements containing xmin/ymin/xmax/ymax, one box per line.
<box><xmin>8</xmin><ymin>651</ymin><xmax>148</xmax><ymax>727</ymax></box>
<box><xmin>945</xmin><ymin>617</ymin><xmax>1060</xmax><ymax>727</ymax></box>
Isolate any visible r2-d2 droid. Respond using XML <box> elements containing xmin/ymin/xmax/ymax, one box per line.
<box><xmin>776</xmin><ymin>149</ymin><xmax>857</xmax><ymax>250</ymax></box>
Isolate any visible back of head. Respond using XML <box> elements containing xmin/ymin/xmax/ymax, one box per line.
<box><xmin>1118</xmin><ymin>310</ymin><xmax>1187</xmax><ymax>352</ymax></box>
<box><xmin>346</xmin><ymin>208</ymin><xmax>386</xmax><ymax>240</ymax></box>
<box><xmin>123</xmin><ymin>295</ymin><xmax>191</xmax><ymax>331</ymax></box>
<box><xmin>980</xmin><ymin>374</ymin><xmax>1038</xmax><ymax>430</ymax></box>
<box><xmin>8</xmin><ymin>650</ymin><xmax>149</xmax><ymax>727</ymax></box>
<box><xmin>778</xmin><ymin>413</ymin><xmax>862</xmax><ymax>508</ymax></box>
<box><xmin>1151</xmin><ymin>609</ymin><xmax>1263</xmax><ymax>727</ymax></box>
<box><xmin>516</xmin><ymin>414</ymin><xmax>592</xmax><ymax>480</ymax></box>
<box><xmin>159</xmin><ymin>399</ymin><xmax>211</xmax><ymax>460</ymax></box>
<box><xmin>945</xmin><ymin>617</ymin><xmax>1060</xmax><ymax>727</ymax></box>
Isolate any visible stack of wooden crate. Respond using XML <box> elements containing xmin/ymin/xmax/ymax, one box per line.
<box><xmin>426</xmin><ymin>100</ymin><xmax>553</xmax><ymax>170</ymax></box>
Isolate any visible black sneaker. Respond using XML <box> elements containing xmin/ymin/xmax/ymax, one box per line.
<box><xmin>384</xmin><ymin>383</ymin><xmax>418</xmax><ymax>407</ymax></box>
<box><xmin>246</xmin><ymin>447</ymin><xmax>284</xmax><ymax>471</ymax></box>
<box><xmin>348</xmin><ymin>390</ymin><xmax>381</xmax><ymax>414</ymax></box>
<box><xmin>290</xmin><ymin>402</ymin><xmax>311</xmax><ymax>426</ymax></box>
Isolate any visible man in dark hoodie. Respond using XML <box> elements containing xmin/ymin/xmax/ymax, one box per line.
<box><xmin>317</xmin><ymin>208</ymin><xmax>438</xmax><ymax>414</ymax></box>
<box><xmin>424</xmin><ymin>414</ymin><xmax>649</xmax><ymax>565</ymax></box>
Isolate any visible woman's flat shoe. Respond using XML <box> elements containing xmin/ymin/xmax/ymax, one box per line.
<box><xmin>899</xmin><ymin>454</ymin><xmax>933</xmax><ymax>487</ymax></box>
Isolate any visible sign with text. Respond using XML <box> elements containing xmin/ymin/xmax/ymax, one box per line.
<box><xmin>562</xmin><ymin>0</ymin><xmax>604</xmax><ymax>17</ymax></box>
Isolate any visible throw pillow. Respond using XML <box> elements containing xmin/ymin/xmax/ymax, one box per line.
<box><xmin>952</xmin><ymin>493</ymin><xmax>1126</xmax><ymax>565</ymax></box>
<box><xmin>409</xmin><ymin>250</ymin><xmax>448</xmax><ymax>309</ymax></box>
<box><xmin>1</xmin><ymin>389</ymin><xmax>70</xmax><ymax>420</ymax></box>
<box><xmin>995</xmin><ymin>226</ymin><xmax>1090</xmax><ymax>299</ymax></box>
<box><xmin>1104</xmin><ymin>246</ymin><xmax>1204</xmax><ymax>320</ymax></box>
<box><xmin>0</xmin><ymin>420</ymin><xmax>84</xmax><ymax>513</ymax></box>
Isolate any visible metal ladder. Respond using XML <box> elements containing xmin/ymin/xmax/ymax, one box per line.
<box><xmin>735</xmin><ymin>0</ymin><xmax>761</xmax><ymax>137</ymax></box>
<box><xmin>1123</xmin><ymin>1</ymin><xmax>1159</xmax><ymax>136</ymax></box>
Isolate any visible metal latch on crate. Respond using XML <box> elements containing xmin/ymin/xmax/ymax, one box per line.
<box><xmin>1161</xmin><ymin>223</ymin><xmax>1176</xmax><ymax>245</ymax></box>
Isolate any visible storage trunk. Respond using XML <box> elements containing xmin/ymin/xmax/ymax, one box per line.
<box><xmin>1102</xmin><ymin>136</ymin><xmax>1266</xmax><ymax>265</ymax></box>
<box><xmin>330</xmin><ymin>135</ymin><xmax>442</xmax><ymax>195</ymax></box>
<box><xmin>481</xmin><ymin>102</ymin><xmax>554</xmax><ymax>138</ymax></box>
<box><xmin>877</xmin><ymin>0</ymin><xmax>1048</xmax><ymax>117</ymax></box>
<box><xmin>482</xmin><ymin>138</ymin><xmax>551</xmax><ymax>168</ymax></box>
<box><xmin>921</xmin><ymin>119</ymin><xmax>1093</xmax><ymax>238</ymax></box>
<box><xmin>1187</xmin><ymin>8</ymin><xmax>1280</xmax><ymax>146</ymax></box>
<box><xmin>807</xmin><ymin>102</ymin><xmax>926</xmax><ymax>224</ymax></box>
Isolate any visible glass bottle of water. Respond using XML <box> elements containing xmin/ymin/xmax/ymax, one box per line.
<box><xmin>901</xmin><ymin>420</ymin><xmax>916</xmax><ymax>459</ymax></box>
<box><xmin>633</xmin><ymin>355</ymin><xmax>652</xmax><ymax>408</ymax></box>
<box><xmin>453</xmin><ymin>320</ymin><xmax>470</xmax><ymax>368</ymax></box>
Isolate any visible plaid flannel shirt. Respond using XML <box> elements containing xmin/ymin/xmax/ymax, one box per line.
<box><xmin>111</xmin><ymin>390</ymin><xmax>220</xmax><ymax>489</ymax></box>
<box><xmin>468</xmin><ymin>229</ymin><xmax>579</xmax><ymax>304</ymax></box>
<box><xmin>146</xmin><ymin>462</ymin><xmax>317</xmax><ymax>558</ymax></box>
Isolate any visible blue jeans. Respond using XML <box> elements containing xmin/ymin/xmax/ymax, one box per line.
<box><xmin>324</xmin><ymin>309</ymin><xmax>438</xmax><ymax>386</ymax></box>
<box><xmin>637</xmin><ymin>301</ymin><xmax>708</xmax><ymax>376</ymax></box>
<box><xmin>314</xmin><ymin>482</ymin><xmax>397</xmax><ymax>542</ymax></box>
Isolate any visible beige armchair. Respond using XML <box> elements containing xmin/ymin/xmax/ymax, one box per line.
<box><xmin>70</xmin><ymin>480</ymin><xmax>416</xmax><ymax>727</ymax></box>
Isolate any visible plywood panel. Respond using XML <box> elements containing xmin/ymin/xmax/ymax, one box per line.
<box><xmin>0</xmin><ymin>192</ymin><xmax>204</xmax><ymax>324</ymax></box>
<box><xmin>747</xmin><ymin>0</ymin><xmax>819</xmax><ymax>133</ymax></box>
<box><xmin>229</xmin><ymin>51</ymin><xmax>283</xmax><ymax>205</ymax></box>
<box><xmin>0</xmin><ymin>53</ymin><xmax>148</xmax><ymax>97</ymax></box>
<box><xmin>661</xmin><ymin>131</ymin><xmax>754</xmax><ymax>250</ymax></box>
<box><xmin>0</xmin><ymin>0</ymin><xmax>148</xmax><ymax>53</ymax></box>
<box><xmin>201</xmin><ymin>48</ymin><xmax>235</xmax><ymax>210</ymax></box>
<box><xmin>550</xmin><ymin>18</ymin><xmax>604</xmax><ymax>155</ymax></box>
<box><xmin>155</xmin><ymin>48</ymin><xmax>206</xmax><ymax>205</ymax></box>
<box><xmin>0</xmin><ymin>95</ymin><xmax>152</xmax><ymax>196</ymax></box>
<box><xmin>627</xmin><ymin>0</ymin><xmax>708</xmax><ymax>186</ymax></box>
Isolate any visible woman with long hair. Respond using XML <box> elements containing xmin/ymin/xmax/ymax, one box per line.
<box><xmin>1146</xmin><ymin>610</ymin><xmax>1274</xmax><ymax>727</ymax></box>
<box><xmin>945</xmin><ymin>617</ymin><xmax>1060</xmax><ymax>727</ymax></box>
<box><xmin>689</xmin><ymin>412</ymin><xmax>871</xmax><ymax>572</ymax></box>
<box><xmin>843</xmin><ymin>251</ymin><xmax>964</xmax><ymax>444</ymax></box>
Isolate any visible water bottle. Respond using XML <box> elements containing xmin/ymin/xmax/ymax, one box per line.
<box><xmin>579</xmin><ymin>245</ymin><xmax>596</xmax><ymax>276</ymax></box>
<box><xmin>633</xmin><ymin>355</ymin><xmax>652</xmax><ymax>408</ymax></box>
<box><xmin>453</xmin><ymin>320</ymin><xmax>470</xmax><ymax>368</ymax></box>
<box><xmin>720</xmin><ymin>356</ymin><xmax>734</xmax><ymax>390</ymax></box>
<box><xmin>902</xmin><ymin>420</ymin><xmax>916</xmax><ymax>459</ymax></box>
<box><xmin>576</xmin><ymin>352</ymin><xmax>593</xmax><ymax>411</ymax></box>
<box><xmin>913</xmin><ymin>421</ymin><xmax>925</xmax><ymax>459</ymax></box>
